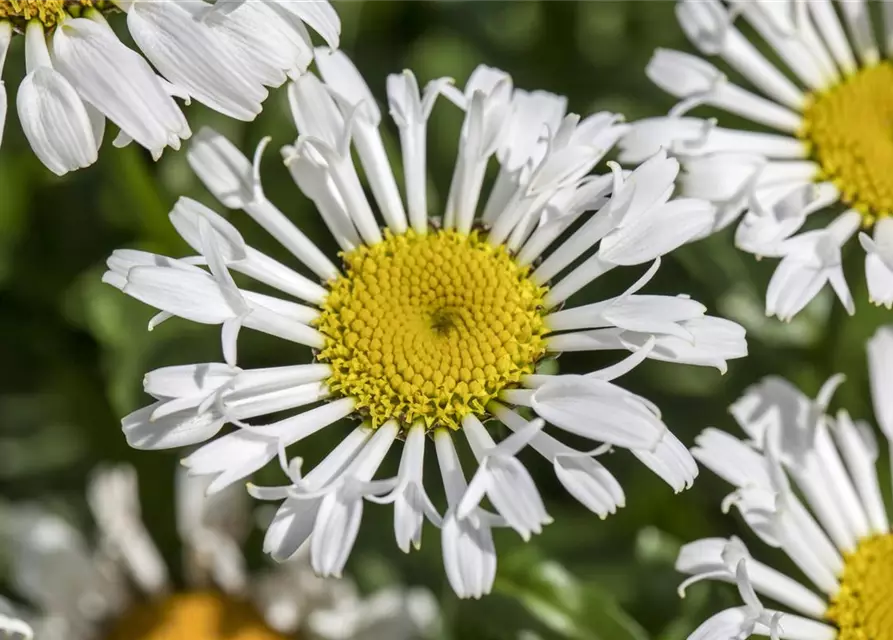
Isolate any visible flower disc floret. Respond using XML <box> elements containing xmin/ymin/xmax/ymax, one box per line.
<box><xmin>103</xmin><ymin>592</ymin><xmax>288</xmax><ymax>640</ymax></box>
<box><xmin>0</xmin><ymin>0</ymin><xmax>102</xmax><ymax>27</ymax></box>
<box><xmin>826</xmin><ymin>533</ymin><xmax>893</xmax><ymax>640</ymax></box>
<box><xmin>801</xmin><ymin>62</ymin><xmax>893</xmax><ymax>225</ymax></box>
<box><xmin>315</xmin><ymin>229</ymin><xmax>549</xmax><ymax>430</ymax></box>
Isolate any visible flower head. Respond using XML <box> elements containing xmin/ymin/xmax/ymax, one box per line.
<box><xmin>0</xmin><ymin>464</ymin><xmax>438</xmax><ymax>640</ymax></box>
<box><xmin>0</xmin><ymin>0</ymin><xmax>339</xmax><ymax>175</ymax></box>
<box><xmin>624</xmin><ymin>0</ymin><xmax>893</xmax><ymax>319</ymax></box>
<box><xmin>676</xmin><ymin>325</ymin><xmax>893</xmax><ymax>639</ymax></box>
<box><xmin>107</xmin><ymin>49</ymin><xmax>747</xmax><ymax>599</ymax></box>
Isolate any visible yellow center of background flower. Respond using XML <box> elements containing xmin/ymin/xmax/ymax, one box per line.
<box><xmin>826</xmin><ymin>533</ymin><xmax>893</xmax><ymax>640</ymax></box>
<box><xmin>801</xmin><ymin>62</ymin><xmax>893</xmax><ymax>226</ymax></box>
<box><xmin>0</xmin><ymin>0</ymin><xmax>94</xmax><ymax>26</ymax></box>
<box><xmin>316</xmin><ymin>229</ymin><xmax>548</xmax><ymax>430</ymax></box>
<box><xmin>103</xmin><ymin>592</ymin><xmax>289</xmax><ymax>640</ymax></box>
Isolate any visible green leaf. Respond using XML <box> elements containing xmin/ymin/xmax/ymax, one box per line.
<box><xmin>494</xmin><ymin>547</ymin><xmax>650</xmax><ymax>640</ymax></box>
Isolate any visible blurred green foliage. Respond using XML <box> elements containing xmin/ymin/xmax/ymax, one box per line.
<box><xmin>1</xmin><ymin>2</ymin><xmax>891</xmax><ymax>639</ymax></box>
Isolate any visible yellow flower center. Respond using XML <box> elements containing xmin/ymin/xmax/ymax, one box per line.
<box><xmin>0</xmin><ymin>0</ymin><xmax>96</xmax><ymax>26</ymax></box>
<box><xmin>826</xmin><ymin>534</ymin><xmax>893</xmax><ymax>640</ymax></box>
<box><xmin>315</xmin><ymin>229</ymin><xmax>549</xmax><ymax>430</ymax></box>
<box><xmin>800</xmin><ymin>62</ymin><xmax>893</xmax><ymax>226</ymax></box>
<box><xmin>102</xmin><ymin>592</ymin><xmax>289</xmax><ymax>640</ymax></box>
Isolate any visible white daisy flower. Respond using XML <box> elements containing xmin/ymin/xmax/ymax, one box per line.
<box><xmin>0</xmin><ymin>0</ymin><xmax>339</xmax><ymax>175</ymax></box>
<box><xmin>676</xmin><ymin>325</ymin><xmax>893</xmax><ymax>639</ymax></box>
<box><xmin>105</xmin><ymin>49</ymin><xmax>747</xmax><ymax>599</ymax></box>
<box><xmin>0</xmin><ymin>464</ymin><xmax>439</xmax><ymax>640</ymax></box>
<box><xmin>621</xmin><ymin>0</ymin><xmax>893</xmax><ymax>319</ymax></box>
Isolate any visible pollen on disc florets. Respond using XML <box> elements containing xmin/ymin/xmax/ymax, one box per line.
<box><xmin>315</xmin><ymin>228</ymin><xmax>549</xmax><ymax>430</ymax></box>
<box><xmin>800</xmin><ymin>62</ymin><xmax>893</xmax><ymax>226</ymax></box>
<box><xmin>102</xmin><ymin>591</ymin><xmax>289</xmax><ymax>640</ymax></box>
<box><xmin>825</xmin><ymin>533</ymin><xmax>893</xmax><ymax>640</ymax></box>
<box><xmin>0</xmin><ymin>0</ymin><xmax>104</xmax><ymax>28</ymax></box>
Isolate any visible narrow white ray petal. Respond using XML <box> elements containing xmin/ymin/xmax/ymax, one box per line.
<box><xmin>631</xmin><ymin>430</ymin><xmax>697</xmax><ymax>492</ymax></box>
<box><xmin>617</xmin><ymin>316</ymin><xmax>748</xmax><ymax>373</ymax></box>
<box><xmin>868</xmin><ymin>325</ymin><xmax>893</xmax><ymax>439</ymax></box>
<box><xmin>317</xmin><ymin>48</ymin><xmax>408</xmax><ymax>234</ymax></box>
<box><xmin>529</xmin><ymin>375</ymin><xmax>664</xmax><ymax>449</ymax></box>
<box><xmin>260</xmin><ymin>427</ymin><xmax>370</xmax><ymax>562</ymax></box>
<box><xmin>676</xmin><ymin>537</ymin><xmax>827</xmax><ymax>618</ymax></box>
<box><xmin>169</xmin><ymin>197</ymin><xmax>328</xmax><ymax>303</ymax></box>
<box><xmin>52</xmin><ymin>16</ymin><xmax>190</xmax><ymax>158</ymax></box>
<box><xmin>434</xmin><ymin>429</ymin><xmax>498</xmax><ymax>599</ymax></box>
<box><xmin>282</xmin><ymin>142</ymin><xmax>361</xmax><ymax>252</ymax></box>
<box><xmin>808</xmin><ymin>0</ymin><xmax>857</xmax><ymax>74</ymax></box>
<box><xmin>388</xmin><ymin>70</ymin><xmax>438</xmax><ymax>234</ymax></box>
<box><xmin>812</xmin><ymin>420</ymin><xmax>870</xmax><ymax>539</ymax></box>
<box><xmin>310</xmin><ymin>421</ymin><xmax>399</xmax><ymax>577</ymax></box>
<box><xmin>735</xmin><ymin>1</ymin><xmax>831</xmax><ymax>91</ymax></box>
<box><xmin>182</xmin><ymin>397</ymin><xmax>355</xmax><ymax>493</ymax></box>
<box><xmin>381</xmin><ymin>422</ymin><xmax>440</xmax><ymax>552</ymax></box>
<box><xmin>123</xmin><ymin>401</ymin><xmax>226</xmax><ymax>450</ymax></box>
<box><xmin>127</xmin><ymin>0</ymin><xmax>267</xmax><ymax>120</ymax></box>
<box><xmin>448</xmin><ymin>68</ymin><xmax>513</xmax><ymax>234</ymax></box>
<box><xmin>459</xmin><ymin>415</ymin><xmax>550</xmax><ymax>540</ymax></box>
<box><xmin>835</xmin><ymin>0</ymin><xmax>879</xmax><ymax>65</ymax></box>
<box><xmin>766</xmin><ymin>211</ymin><xmax>860</xmax><ymax>321</ymax></box>
<box><xmin>278</xmin><ymin>0</ymin><xmax>340</xmax><ymax>49</ymax></box>
<box><xmin>492</xmin><ymin>402</ymin><xmax>626</xmax><ymax>517</ymax></box>
<box><xmin>647</xmin><ymin>49</ymin><xmax>801</xmax><ymax>132</ymax></box>
<box><xmin>675</xmin><ymin>0</ymin><xmax>805</xmax><ymax>109</ymax></box>
<box><xmin>187</xmin><ymin>129</ymin><xmax>339</xmax><ymax>281</ymax></box>
<box><xmin>599</xmin><ymin>198</ymin><xmax>715</xmax><ymax>267</ymax></box>
<box><xmin>206</xmin><ymin>0</ymin><xmax>313</xmax><ymax>84</ymax></box>
<box><xmin>862</xmin><ymin>222</ymin><xmax>893</xmax><ymax>308</ymax></box>
<box><xmin>18</xmin><ymin>23</ymin><xmax>98</xmax><ymax>176</ymax></box>
<box><xmin>832</xmin><ymin>410</ymin><xmax>888</xmax><ymax>533</ymax></box>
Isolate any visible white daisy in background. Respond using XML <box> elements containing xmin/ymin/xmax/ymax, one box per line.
<box><xmin>621</xmin><ymin>0</ymin><xmax>893</xmax><ymax>320</ymax></box>
<box><xmin>0</xmin><ymin>0</ymin><xmax>338</xmax><ymax>176</ymax></box>
<box><xmin>0</xmin><ymin>464</ymin><xmax>438</xmax><ymax>640</ymax></box>
<box><xmin>104</xmin><ymin>48</ymin><xmax>747</xmax><ymax>599</ymax></box>
<box><xmin>675</xmin><ymin>326</ymin><xmax>893</xmax><ymax>639</ymax></box>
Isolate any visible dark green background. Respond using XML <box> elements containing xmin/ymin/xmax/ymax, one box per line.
<box><xmin>1</xmin><ymin>2</ymin><xmax>890</xmax><ymax>638</ymax></box>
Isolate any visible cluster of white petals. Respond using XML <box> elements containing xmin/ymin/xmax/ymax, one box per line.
<box><xmin>106</xmin><ymin>49</ymin><xmax>746</xmax><ymax>599</ymax></box>
<box><xmin>622</xmin><ymin>0</ymin><xmax>893</xmax><ymax>320</ymax></box>
<box><xmin>0</xmin><ymin>0</ymin><xmax>339</xmax><ymax>175</ymax></box>
<box><xmin>0</xmin><ymin>464</ymin><xmax>438</xmax><ymax>640</ymax></box>
<box><xmin>677</xmin><ymin>326</ymin><xmax>893</xmax><ymax>639</ymax></box>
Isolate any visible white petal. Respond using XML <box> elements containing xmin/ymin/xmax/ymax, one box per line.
<box><xmin>184</xmin><ymin>397</ymin><xmax>355</xmax><ymax>493</ymax></box>
<box><xmin>440</xmin><ymin>514</ymin><xmax>497</xmax><ymax>600</ymax></box>
<box><xmin>530</xmin><ymin>375</ymin><xmax>664</xmax><ymax>449</ymax></box>
<box><xmin>868</xmin><ymin>325</ymin><xmax>893</xmax><ymax>439</ymax></box>
<box><xmin>126</xmin><ymin>1</ymin><xmax>266</xmax><ymax>120</ymax></box>
<box><xmin>207</xmin><ymin>0</ymin><xmax>313</xmax><ymax>85</ymax></box>
<box><xmin>647</xmin><ymin>48</ymin><xmax>801</xmax><ymax>132</ymax></box>
<box><xmin>187</xmin><ymin>126</ymin><xmax>255</xmax><ymax>208</ymax></box>
<box><xmin>631</xmin><ymin>429</ymin><xmax>697</xmax><ymax>492</ymax></box>
<box><xmin>278</xmin><ymin>0</ymin><xmax>340</xmax><ymax>49</ymax></box>
<box><xmin>316</xmin><ymin>47</ymin><xmax>407</xmax><ymax>234</ymax></box>
<box><xmin>123</xmin><ymin>401</ymin><xmax>226</xmax><ymax>450</ymax></box>
<box><xmin>599</xmin><ymin>198</ymin><xmax>715</xmax><ymax>266</ymax></box>
<box><xmin>52</xmin><ymin>17</ymin><xmax>190</xmax><ymax>157</ymax></box>
<box><xmin>675</xmin><ymin>0</ymin><xmax>805</xmax><ymax>108</ymax></box>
